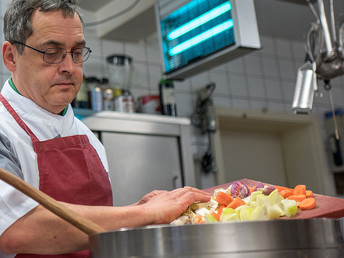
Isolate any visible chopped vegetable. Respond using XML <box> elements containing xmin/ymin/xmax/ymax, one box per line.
<box><xmin>305</xmin><ymin>190</ymin><xmax>313</xmax><ymax>198</ymax></box>
<box><xmin>274</xmin><ymin>185</ymin><xmax>292</xmax><ymax>193</ymax></box>
<box><xmin>287</xmin><ymin>194</ymin><xmax>307</xmax><ymax>202</ymax></box>
<box><xmin>226</xmin><ymin>196</ymin><xmax>246</xmax><ymax>209</ymax></box>
<box><xmin>250</xmin><ymin>206</ymin><xmax>267</xmax><ymax>221</ymax></box>
<box><xmin>299</xmin><ymin>197</ymin><xmax>316</xmax><ymax>210</ymax></box>
<box><xmin>239</xmin><ymin>206</ymin><xmax>253</xmax><ymax>221</ymax></box>
<box><xmin>229</xmin><ymin>181</ymin><xmax>251</xmax><ymax>198</ymax></box>
<box><xmin>293</xmin><ymin>185</ymin><xmax>306</xmax><ymax>195</ymax></box>
<box><xmin>170</xmin><ymin>181</ymin><xmax>317</xmax><ymax>225</ymax></box>
<box><xmin>215</xmin><ymin>191</ymin><xmax>233</xmax><ymax>206</ymax></box>
<box><xmin>205</xmin><ymin>213</ymin><xmax>218</xmax><ymax>223</ymax></box>
<box><xmin>280</xmin><ymin>189</ymin><xmax>294</xmax><ymax>199</ymax></box>
<box><xmin>211</xmin><ymin>211</ymin><xmax>221</xmax><ymax>221</ymax></box>
<box><xmin>281</xmin><ymin>199</ymin><xmax>298</xmax><ymax>217</ymax></box>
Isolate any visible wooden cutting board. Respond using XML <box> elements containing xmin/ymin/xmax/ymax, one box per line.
<box><xmin>204</xmin><ymin>178</ymin><xmax>344</xmax><ymax>219</ymax></box>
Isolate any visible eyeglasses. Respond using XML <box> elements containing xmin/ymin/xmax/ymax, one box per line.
<box><xmin>13</xmin><ymin>41</ymin><xmax>92</xmax><ymax>64</ymax></box>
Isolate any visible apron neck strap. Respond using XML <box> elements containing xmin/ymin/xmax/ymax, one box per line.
<box><xmin>0</xmin><ymin>93</ymin><xmax>39</xmax><ymax>142</ymax></box>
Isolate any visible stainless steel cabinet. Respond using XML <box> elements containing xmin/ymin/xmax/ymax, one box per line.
<box><xmin>81</xmin><ymin>111</ymin><xmax>195</xmax><ymax>206</ymax></box>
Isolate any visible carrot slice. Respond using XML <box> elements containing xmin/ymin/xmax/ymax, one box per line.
<box><xmin>305</xmin><ymin>190</ymin><xmax>313</xmax><ymax>198</ymax></box>
<box><xmin>293</xmin><ymin>185</ymin><xmax>306</xmax><ymax>195</ymax></box>
<box><xmin>287</xmin><ymin>194</ymin><xmax>306</xmax><ymax>202</ymax></box>
<box><xmin>280</xmin><ymin>189</ymin><xmax>294</xmax><ymax>199</ymax></box>
<box><xmin>194</xmin><ymin>216</ymin><xmax>205</xmax><ymax>224</ymax></box>
<box><xmin>274</xmin><ymin>185</ymin><xmax>292</xmax><ymax>193</ymax></box>
<box><xmin>216</xmin><ymin>192</ymin><xmax>233</xmax><ymax>206</ymax></box>
<box><xmin>211</xmin><ymin>211</ymin><xmax>220</xmax><ymax>221</ymax></box>
<box><xmin>299</xmin><ymin>197</ymin><xmax>316</xmax><ymax>210</ymax></box>
<box><xmin>217</xmin><ymin>205</ymin><xmax>225</xmax><ymax>217</ymax></box>
<box><xmin>226</xmin><ymin>196</ymin><xmax>245</xmax><ymax>209</ymax></box>
<box><xmin>248</xmin><ymin>186</ymin><xmax>254</xmax><ymax>193</ymax></box>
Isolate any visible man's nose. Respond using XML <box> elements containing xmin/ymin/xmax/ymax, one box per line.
<box><xmin>59</xmin><ymin>52</ymin><xmax>76</xmax><ymax>73</ymax></box>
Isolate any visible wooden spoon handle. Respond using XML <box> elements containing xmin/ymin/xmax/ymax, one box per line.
<box><xmin>0</xmin><ymin>167</ymin><xmax>106</xmax><ymax>235</ymax></box>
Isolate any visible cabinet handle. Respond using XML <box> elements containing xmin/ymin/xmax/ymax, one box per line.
<box><xmin>172</xmin><ymin>175</ymin><xmax>179</xmax><ymax>189</ymax></box>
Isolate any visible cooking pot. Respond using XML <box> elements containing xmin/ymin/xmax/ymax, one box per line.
<box><xmin>89</xmin><ymin>219</ymin><xmax>343</xmax><ymax>257</ymax></box>
<box><xmin>0</xmin><ymin>167</ymin><xmax>343</xmax><ymax>257</ymax></box>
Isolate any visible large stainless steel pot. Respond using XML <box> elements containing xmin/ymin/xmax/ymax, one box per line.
<box><xmin>89</xmin><ymin>218</ymin><xmax>344</xmax><ymax>258</ymax></box>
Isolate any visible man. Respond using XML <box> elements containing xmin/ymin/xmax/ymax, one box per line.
<box><xmin>0</xmin><ymin>1</ymin><xmax>210</xmax><ymax>257</ymax></box>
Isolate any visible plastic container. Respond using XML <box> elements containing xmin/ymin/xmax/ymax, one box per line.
<box><xmin>137</xmin><ymin>95</ymin><xmax>161</xmax><ymax>114</ymax></box>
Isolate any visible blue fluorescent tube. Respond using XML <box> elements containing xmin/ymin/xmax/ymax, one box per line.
<box><xmin>169</xmin><ymin>19</ymin><xmax>234</xmax><ymax>56</ymax></box>
<box><xmin>167</xmin><ymin>2</ymin><xmax>232</xmax><ymax>41</ymax></box>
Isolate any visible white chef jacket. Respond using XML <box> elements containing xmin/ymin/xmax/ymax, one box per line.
<box><xmin>0</xmin><ymin>79</ymin><xmax>109</xmax><ymax>251</ymax></box>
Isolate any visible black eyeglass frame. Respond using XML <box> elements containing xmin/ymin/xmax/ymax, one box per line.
<box><xmin>13</xmin><ymin>41</ymin><xmax>92</xmax><ymax>64</ymax></box>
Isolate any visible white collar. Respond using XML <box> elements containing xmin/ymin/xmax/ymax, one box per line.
<box><xmin>1</xmin><ymin>80</ymin><xmax>75</xmax><ymax>141</ymax></box>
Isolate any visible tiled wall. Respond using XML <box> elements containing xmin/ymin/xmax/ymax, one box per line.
<box><xmin>1</xmin><ymin>0</ymin><xmax>344</xmax><ymax>189</ymax></box>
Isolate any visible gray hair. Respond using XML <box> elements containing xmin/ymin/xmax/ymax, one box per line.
<box><xmin>4</xmin><ymin>0</ymin><xmax>83</xmax><ymax>54</ymax></box>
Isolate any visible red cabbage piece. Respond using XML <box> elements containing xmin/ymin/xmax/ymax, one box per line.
<box><xmin>229</xmin><ymin>181</ymin><xmax>251</xmax><ymax>198</ymax></box>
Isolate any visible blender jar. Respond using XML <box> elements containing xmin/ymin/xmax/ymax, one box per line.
<box><xmin>106</xmin><ymin>54</ymin><xmax>134</xmax><ymax>112</ymax></box>
<box><xmin>106</xmin><ymin>54</ymin><xmax>133</xmax><ymax>89</ymax></box>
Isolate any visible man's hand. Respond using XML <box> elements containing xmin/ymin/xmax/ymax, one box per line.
<box><xmin>141</xmin><ymin>186</ymin><xmax>211</xmax><ymax>224</ymax></box>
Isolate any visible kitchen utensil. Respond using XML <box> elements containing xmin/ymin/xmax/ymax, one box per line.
<box><xmin>324</xmin><ymin>80</ymin><xmax>343</xmax><ymax>166</ymax></box>
<box><xmin>0</xmin><ymin>167</ymin><xmax>105</xmax><ymax>235</ymax></box>
<box><xmin>106</xmin><ymin>54</ymin><xmax>133</xmax><ymax>90</ymax></box>
<box><xmin>292</xmin><ymin>61</ymin><xmax>317</xmax><ymax>114</ymax></box>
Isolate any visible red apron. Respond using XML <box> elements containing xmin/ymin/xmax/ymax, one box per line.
<box><xmin>0</xmin><ymin>93</ymin><xmax>113</xmax><ymax>257</ymax></box>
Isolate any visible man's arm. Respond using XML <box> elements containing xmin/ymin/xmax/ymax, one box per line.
<box><xmin>0</xmin><ymin>187</ymin><xmax>210</xmax><ymax>255</ymax></box>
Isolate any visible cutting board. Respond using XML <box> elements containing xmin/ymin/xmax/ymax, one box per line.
<box><xmin>204</xmin><ymin>178</ymin><xmax>344</xmax><ymax>219</ymax></box>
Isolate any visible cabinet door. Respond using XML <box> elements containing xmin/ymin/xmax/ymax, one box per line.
<box><xmin>102</xmin><ymin>132</ymin><xmax>183</xmax><ymax>206</ymax></box>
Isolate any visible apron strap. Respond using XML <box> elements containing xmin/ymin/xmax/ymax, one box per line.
<box><xmin>0</xmin><ymin>93</ymin><xmax>39</xmax><ymax>143</ymax></box>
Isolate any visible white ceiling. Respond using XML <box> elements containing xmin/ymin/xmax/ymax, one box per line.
<box><xmin>78</xmin><ymin>0</ymin><xmax>111</xmax><ymax>11</ymax></box>
<box><xmin>78</xmin><ymin>0</ymin><xmax>344</xmax><ymax>41</ymax></box>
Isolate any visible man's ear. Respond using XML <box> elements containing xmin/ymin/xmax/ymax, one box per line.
<box><xmin>2</xmin><ymin>41</ymin><xmax>17</xmax><ymax>72</ymax></box>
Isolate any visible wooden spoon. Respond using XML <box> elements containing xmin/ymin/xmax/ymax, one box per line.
<box><xmin>0</xmin><ymin>167</ymin><xmax>106</xmax><ymax>235</ymax></box>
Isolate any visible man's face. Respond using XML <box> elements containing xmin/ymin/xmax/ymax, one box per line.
<box><xmin>12</xmin><ymin>10</ymin><xmax>85</xmax><ymax>114</ymax></box>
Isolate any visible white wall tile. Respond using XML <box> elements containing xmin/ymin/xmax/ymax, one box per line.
<box><xmin>148</xmin><ymin>64</ymin><xmax>163</xmax><ymax>92</ymax></box>
<box><xmin>175</xmin><ymin>91</ymin><xmax>194</xmax><ymax>117</ymax></box>
<box><xmin>247</xmin><ymin>77</ymin><xmax>266</xmax><ymax>99</ymax></box>
<box><xmin>146</xmin><ymin>32</ymin><xmax>162</xmax><ymax>64</ymax></box>
<box><xmin>190</xmin><ymin>72</ymin><xmax>210</xmax><ymax>91</ymax></box>
<box><xmin>291</xmin><ymin>40</ymin><xmax>306</xmax><ymax>62</ymax></box>
<box><xmin>228</xmin><ymin>74</ymin><xmax>248</xmax><ymax>97</ymax></box>
<box><xmin>259</xmin><ymin>36</ymin><xmax>276</xmax><ymax>56</ymax></box>
<box><xmin>102</xmin><ymin>39</ymin><xmax>125</xmax><ymax>59</ymax></box>
<box><xmin>267</xmin><ymin>101</ymin><xmax>286</xmax><ymax>112</ymax></box>
<box><xmin>209</xmin><ymin>71</ymin><xmax>230</xmax><ymax>96</ymax></box>
<box><xmin>261</xmin><ymin>56</ymin><xmax>280</xmax><ymax>78</ymax></box>
<box><xmin>232</xmin><ymin>98</ymin><xmax>250</xmax><ymax>109</ymax></box>
<box><xmin>265</xmin><ymin>78</ymin><xmax>283</xmax><ymax>100</ymax></box>
<box><xmin>213</xmin><ymin>96</ymin><xmax>231</xmax><ymax>108</ymax></box>
<box><xmin>278</xmin><ymin>59</ymin><xmax>297</xmax><ymax>80</ymax></box>
<box><xmin>244</xmin><ymin>54</ymin><xmax>262</xmax><ymax>76</ymax></box>
<box><xmin>125</xmin><ymin>39</ymin><xmax>146</xmax><ymax>62</ymax></box>
<box><xmin>174</xmin><ymin>79</ymin><xmax>192</xmax><ymax>92</ymax></box>
<box><xmin>226</xmin><ymin>57</ymin><xmax>245</xmax><ymax>74</ymax></box>
<box><xmin>132</xmin><ymin>62</ymin><xmax>150</xmax><ymax>89</ymax></box>
<box><xmin>275</xmin><ymin>38</ymin><xmax>293</xmax><ymax>58</ymax></box>
<box><xmin>83</xmin><ymin>57</ymin><xmax>107</xmax><ymax>78</ymax></box>
<box><xmin>250</xmin><ymin>99</ymin><xmax>268</xmax><ymax>111</ymax></box>
<box><xmin>281</xmin><ymin>80</ymin><xmax>296</xmax><ymax>102</ymax></box>
<box><xmin>85</xmin><ymin>36</ymin><xmax>103</xmax><ymax>59</ymax></box>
